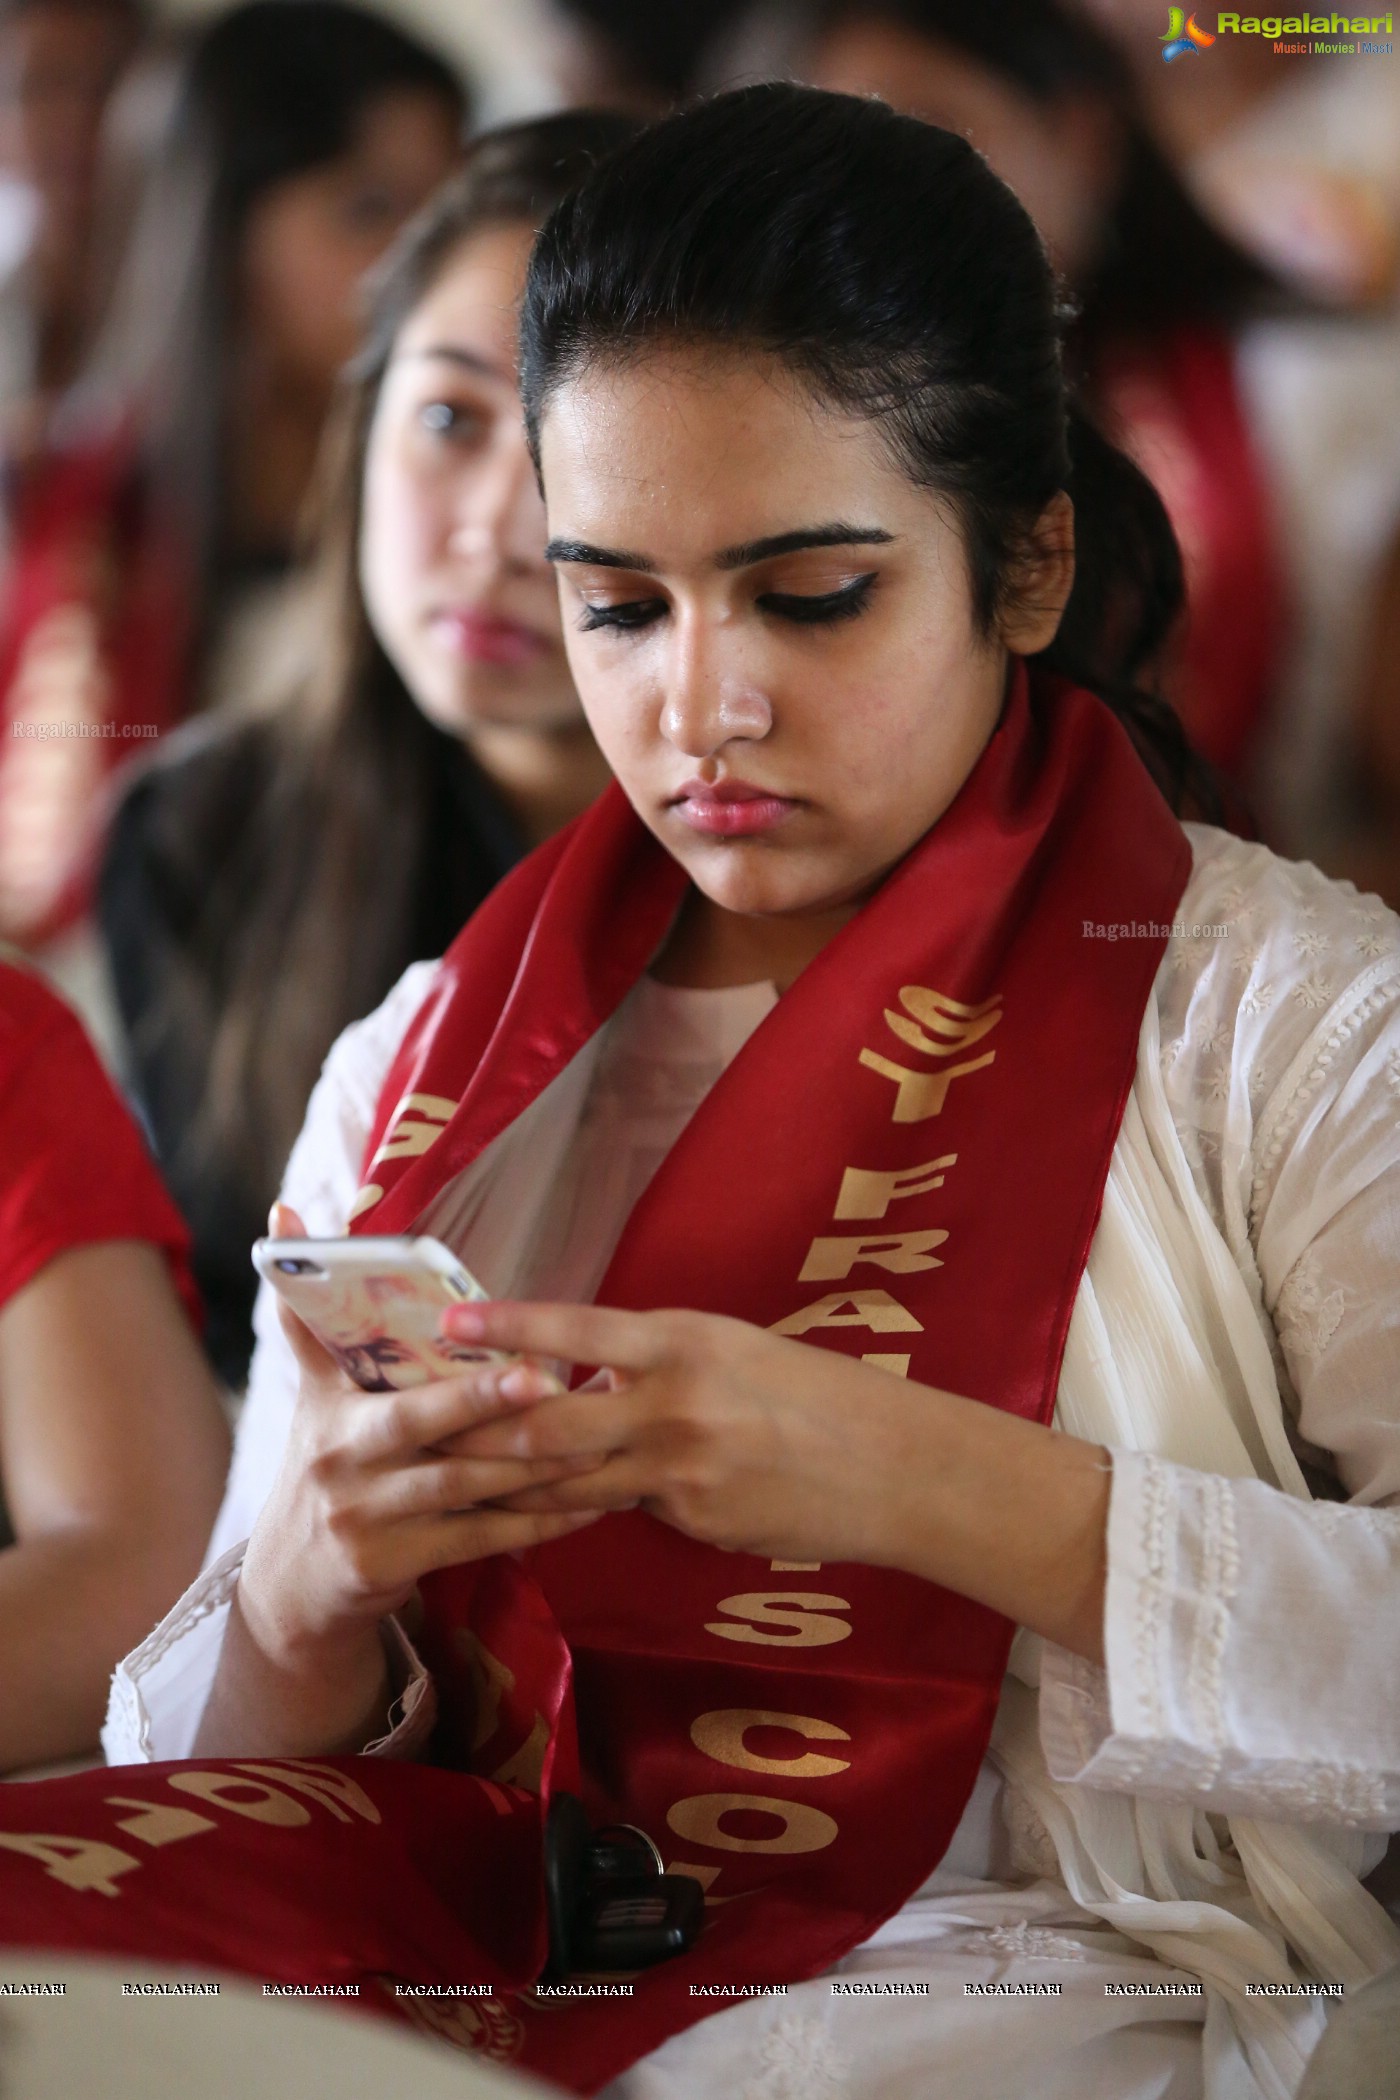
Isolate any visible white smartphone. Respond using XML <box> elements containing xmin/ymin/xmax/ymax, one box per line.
<box><xmin>250</xmin><ymin>1234</ymin><xmax>515</xmax><ymax>1391</ymax></box>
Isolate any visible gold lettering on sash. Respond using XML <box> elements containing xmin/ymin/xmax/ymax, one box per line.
<box><xmin>691</xmin><ymin>1710</ymin><xmax>852</xmax><ymax>1779</ymax></box>
<box><xmin>858</xmin><ymin>1048</ymin><xmax>996</xmax><ymax>1122</ymax></box>
<box><xmin>771</xmin><ymin>1289</ymin><xmax>923</xmax><ymax>1336</ymax></box>
<box><xmin>705</xmin><ymin>1593</ymin><xmax>852</xmax><ymax>1647</ymax></box>
<box><xmin>0</xmin><ymin>1831</ymin><xmax>141</xmax><ymax>1896</ymax></box>
<box><xmin>798</xmin><ymin>1229</ymin><xmax>948</xmax><ymax>1281</ymax></box>
<box><xmin>455</xmin><ymin>1631</ymin><xmax>515</xmax><ymax>1752</ymax></box>
<box><xmin>860</xmin><ymin>1353</ymin><xmax>912</xmax><ymax>1377</ymax></box>
<box><xmin>232</xmin><ymin>1762</ymin><xmax>382</xmax><ymax>1826</ymax></box>
<box><xmin>369</xmin><ymin>1091</ymin><xmax>458</xmax><ymax>1168</ymax></box>
<box><xmin>666</xmin><ymin>1794</ymin><xmax>839</xmax><ymax>1855</ymax></box>
<box><xmin>835</xmin><ymin>1155</ymin><xmax>956</xmax><ymax>1219</ymax></box>
<box><xmin>884</xmin><ymin>987</ymin><xmax>1003</xmax><ymax>1058</ymax></box>
<box><xmin>348</xmin><ymin>1183</ymin><xmax>384</xmax><ymax>1221</ymax></box>
<box><xmin>492</xmin><ymin>1712</ymin><xmax>550</xmax><ymax>1792</ymax></box>
<box><xmin>166</xmin><ymin>1773</ymin><xmax>311</xmax><ymax>1827</ymax></box>
<box><xmin>104</xmin><ymin>1798</ymin><xmax>217</xmax><ymax>1848</ymax></box>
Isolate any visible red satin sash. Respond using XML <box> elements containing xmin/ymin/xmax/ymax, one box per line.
<box><xmin>349</xmin><ymin>667</ymin><xmax>1192</xmax><ymax>2089</ymax></box>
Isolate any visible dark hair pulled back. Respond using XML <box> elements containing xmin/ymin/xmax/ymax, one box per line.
<box><xmin>521</xmin><ymin>82</ymin><xmax>1210</xmax><ymax>812</ymax></box>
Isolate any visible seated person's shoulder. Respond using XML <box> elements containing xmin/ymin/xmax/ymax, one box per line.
<box><xmin>0</xmin><ymin>952</ymin><xmax>80</xmax><ymax>1065</ymax></box>
<box><xmin>1181</xmin><ymin>823</ymin><xmax>1399</xmax><ymax>961</ymax></box>
<box><xmin>110</xmin><ymin>711</ymin><xmax>283</xmax><ymax>849</ymax></box>
<box><xmin>100</xmin><ymin>713</ymin><xmax>287</xmax><ymax>960</ymax></box>
<box><xmin>1166</xmin><ymin>823</ymin><xmax>1400</xmax><ymax>1104</ymax></box>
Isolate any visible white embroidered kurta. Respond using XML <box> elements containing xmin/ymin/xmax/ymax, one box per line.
<box><xmin>103</xmin><ymin>824</ymin><xmax>1400</xmax><ymax>2100</ymax></box>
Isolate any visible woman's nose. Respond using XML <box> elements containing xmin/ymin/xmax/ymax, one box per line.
<box><xmin>660</xmin><ymin>618</ymin><xmax>772</xmax><ymax>757</ymax></box>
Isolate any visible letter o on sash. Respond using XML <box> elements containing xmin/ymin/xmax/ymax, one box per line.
<box><xmin>690</xmin><ymin>1710</ymin><xmax>852</xmax><ymax>1779</ymax></box>
<box><xmin>167</xmin><ymin>1772</ymin><xmax>311</xmax><ymax>1826</ymax></box>
<box><xmin>666</xmin><ymin>1793</ymin><xmax>839</xmax><ymax>1855</ymax></box>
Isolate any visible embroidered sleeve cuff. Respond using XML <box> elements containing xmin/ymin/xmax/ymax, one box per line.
<box><xmin>102</xmin><ymin>1546</ymin><xmax>439</xmax><ymax>1766</ymax></box>
<box><xmin>1038</xmin><ymin>1449</ymin><xmax>1400</xmax><ymax>1830</ymax></box>
<box><xmin>102</xmin><ymin>1543</ymin><xmax>248</xmax><ymax>1765</ymax></box>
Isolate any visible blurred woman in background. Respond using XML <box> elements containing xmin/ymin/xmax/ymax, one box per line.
<box><xmin>799</xmin><ymin>0</ymin><xmax>1290</xmax><ymax>812</ymax></box>
<box><xmin>0</xmin><ymin>0</ymin><xmax>466</xmax><ymax>1016</ymax></box>
<box><xmin>0</xmin><ymin>0</ymin><xmax>146</xmax><ymax>431</ymax></box>
<box><xmin>98</xmin><ymin>112</ymin><xmax>635</xmax><ymax>1390</ymax></box>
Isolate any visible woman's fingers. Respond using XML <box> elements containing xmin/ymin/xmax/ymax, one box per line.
<box><xmin>373</xmin><ymin>1452</ymin><xmax>607</xmax><ymax>1521</ymax></box>
<box><xmin>488</xmin><ymin>1456</ymin><xmax>648</xmax><ymax>1516</ymax></box>
<box><xmin>441</xmin><ymin>1298</ymin><xmax>678</xmax><ymax>1376</ymax></box>
<box><xmin>444</xmin><ymin>1380</ymin><xmax>646</xmax><ymax>1464</ymax></box>
<box><xmin>415</xmin><ymin>1505</ymin><xmax>603</xmax><ymax>1570</ymax></box>
<box><xmin>277</xmin><ymin>1295</ymin><xmax>343</xmax><ymax>1383</ymax></box>
<box><xmin>330</xmin><ymin>1361</ymin><xmax>559</xmax><ymax>1461</ymax></box>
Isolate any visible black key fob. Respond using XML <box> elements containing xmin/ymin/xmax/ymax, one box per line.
<box><xmin>573</xmin><ymin>1872</ymin><xmax>704</xmax><ymax>1972</ymax></box>
<box><xmin>542</xmin><ymin>1794</ymin><xmax>703</xmax><ymax>1978</ymax></box>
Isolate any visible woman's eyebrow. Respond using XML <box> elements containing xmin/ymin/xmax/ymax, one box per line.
<box><xmin>401</xmin><ymin>345</ymin><xmax>508</xmax><ymax>382</ymax></box>
<box><xmin>544</xmin><ymin>524</ymin><xmax>895</xmax><ymax>572</ymax></box>
<box><xmin>715</xmin><ymin>524</ymin><xmax>894</xmax><ymax>571</ymax></box>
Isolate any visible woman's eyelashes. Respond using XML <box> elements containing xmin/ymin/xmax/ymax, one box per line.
<box><xmin>576</xmin><ymin>572</ymin><xmax>878</xmax><ymax>635</ymax></box>
<box><xmin>577</xmin><ymin>596</ymin><xmax>666</xmax><ymax>633</ymax></box>
<box><xmin>758</xmin><ymin>573</ymin><xmax>877</xmax><ymax>624</ymax></box>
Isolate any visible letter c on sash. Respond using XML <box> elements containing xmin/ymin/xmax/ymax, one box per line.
<box><xmin>666</xmin><ymin>1794</ymin><xmax>839</xmax><ymax>1855</ymax></box>
<box><xmin>705</xmin><ymin>1593</ymin><xmax>852</xmax><ymax>1647</ymax></box>
<box><xmin>690</xmin><ymin>1709</ymin><xmax>852</xmax><ymax>1778</ymax></box>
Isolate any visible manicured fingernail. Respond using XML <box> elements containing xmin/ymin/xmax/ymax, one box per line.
<box><xmin>499</xmin><ymin>1364</ymin><xmax>548</xmax><ymax>1402</ymax></box>
<box><xmin>441</xmin><ymin>1304</ymin><xmax>487</xmax><ymax>1339</ymax></box>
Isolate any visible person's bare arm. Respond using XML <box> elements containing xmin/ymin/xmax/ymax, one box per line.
<box><xmin>0</xmin><ymin>1240</ymin><xmax>230</xmax><ymax>1771</ymax></box>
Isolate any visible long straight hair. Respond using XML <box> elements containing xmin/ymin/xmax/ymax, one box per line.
<box><xmin>150</xmin><ymin>112</ymin><xmax>640</xmax><ymax>1206</ymax></box>
<box><xmin>74</xmin><ymin>0</ymin><xmax>467</xmax><ymax>629</ymax></box>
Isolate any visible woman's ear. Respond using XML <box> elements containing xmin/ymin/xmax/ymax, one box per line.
<box><xmin>999</xmin><ymin>490</ymin><xmax>1075</xmax><ymax>656</ymax></box>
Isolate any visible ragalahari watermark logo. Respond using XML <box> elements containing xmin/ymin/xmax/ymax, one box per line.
<box><xmin>1161</xmin><ymin>9</ymin><xmax>1216</xmax><ymax>57</ymax></box>
<box><xmin>1163</xmin><ymin>8</ymin><xmax>1393</xmax><ymax>54</ymax></box>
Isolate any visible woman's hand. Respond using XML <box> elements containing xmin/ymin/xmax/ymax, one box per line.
<box><xmin>194</xmin><ymin>1211</ymin><xmax>607</xmax><ymax>1758</ymax></box>
<box><xmin>439</xmin><ymin>1297</ymin><xmax>1113</xmax><ymax>1664</ymax></box>
<box><xmin>438</xmin><ymin>1299</ymin><xmax>930</xmax><ymax>1567</ymax></box>
<box><xmin>237</xmin><ymin>1307</ymin><xmax>604</xmax><ymax>1663</ymax></box>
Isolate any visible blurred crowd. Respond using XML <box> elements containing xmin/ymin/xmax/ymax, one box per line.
<box><xmin>0</xmin><ymin>0</ymin><xmax>1398</xmax><ymax>1396</ymax></box>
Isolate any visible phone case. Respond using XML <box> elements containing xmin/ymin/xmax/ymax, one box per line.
<box><xmin>250</xmin><ymin>1235</ymin><xmax>510</xmax><ymax>1390</ymax></box>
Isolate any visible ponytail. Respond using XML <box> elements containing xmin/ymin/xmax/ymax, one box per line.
<box><xmin>1038</xmin><ymin>409</ymin><xmax>1221</xmax><ymax>818</ymax></box>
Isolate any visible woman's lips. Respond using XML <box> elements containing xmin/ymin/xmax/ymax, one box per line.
<box><xmin>431</xmin><ymin>610</ymin><xmax>552</xmax><ymax>668</ymax></box>
<box><xmin>669</xmin><ymin>780</ymin><xmax>799</xmax><ymax>837</ymax></box>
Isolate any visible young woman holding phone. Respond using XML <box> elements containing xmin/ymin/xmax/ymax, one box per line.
<box><xmin>61</xmin><ymin>84</ymin><xmax>1400</xmax><ymax>2099</ymax></box>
